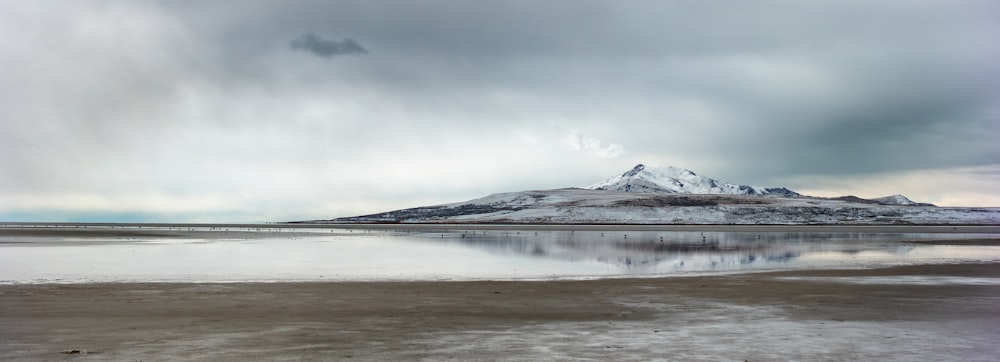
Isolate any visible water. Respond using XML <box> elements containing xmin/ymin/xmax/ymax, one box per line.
<box><xmin>1</xmin><ymin>226</ymin><xmax>999</xmax><ymax>283</ymax></box>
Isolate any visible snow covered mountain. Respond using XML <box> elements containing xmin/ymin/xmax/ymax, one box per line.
<box><xmin>311</xmin><ymin>188</ymin><xmax>998</xmax><ymax>225</ymax></box>
<box><xmin>588</xmin><ymin>164</ymin><xmax>799</xmax><ymax>197</ymax></box>
<box><xmin>303</xmin><ymin>164</ymin><xmax>994</xmax><ymax>225</ymax></box>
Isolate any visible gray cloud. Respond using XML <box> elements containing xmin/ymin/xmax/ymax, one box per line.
<box><xmin>1</xmin><ymin>1</ymin><xmax>999</xmax><ymax>222</ymax></box>
<box><xmin>290</xmin><ymin>32</ymin><xmax>367</xmax><ymax>58</ymax></box>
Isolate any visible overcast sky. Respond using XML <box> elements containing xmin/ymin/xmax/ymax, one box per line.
<box><xmin>2</xmin><ymin>1</ymin><xmax>998</xmax><ymax>222</ymax></box>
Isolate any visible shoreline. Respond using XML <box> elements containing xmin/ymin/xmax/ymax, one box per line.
<box><xmin>3</xmin><ymin>222</ymin><xmax>1000</xmax><ymax>235</ymax></box>
<box><xmin>2</xmin><ymin>261</ymin><xmax>996</xmax><ymax>286</ymax></box>
<box><xmin>3</xmin><ymin>225</ymin><xmax>999</xmax><ymax>360</ymax></box>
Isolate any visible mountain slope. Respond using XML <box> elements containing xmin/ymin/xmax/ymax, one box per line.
<box><xmin>872</xmin><ymin>194</ymin><xmax>934</xmax><ymax>206</ymax></box>
<box><xmin>311</xmin><ymin>188</ymin><xmax>998</xmax><ymax>225</ymax></box>
<box><xmin>588</xmin><ymin>164</ymin><xmax>799</xmax><ymax>196</ymax></box>
<box><xmin>303</xmin><ymin>164</ymin><xmax>991</xmax><ymax>225</ymax></box>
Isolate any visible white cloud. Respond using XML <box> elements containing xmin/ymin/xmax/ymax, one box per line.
<box><xmin>0</xmin><ymin>192</ymin><xmax>231</xmax><ymax>214</ymax></box>
<box><xmin>562</xmin><ymin>129</ymin><xmax>627</xmax><ymax>158</ymax></box>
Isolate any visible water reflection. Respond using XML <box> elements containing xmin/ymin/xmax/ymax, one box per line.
<box><xmin>1</xmin><ymin>228</ymin><xmax>998</xmax><ymax>283</ymax></box>
<box><xmin>409</xmin><ymin>230</ymin><xmax>936</xmax><ymax>274</ymax></box>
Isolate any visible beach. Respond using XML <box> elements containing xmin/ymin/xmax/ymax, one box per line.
<box><xmin>1</xmin><ymin>224</ymin><xmax>999</xmax><ymax>360</ymax></box>
<box><xmin>1</xmin><ymin>263</ymin><xmax>998</xmax><ymax>361</ymax></box>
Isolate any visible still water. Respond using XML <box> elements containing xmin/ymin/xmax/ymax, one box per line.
<box><xmin>2</xmin><ymin>226</ymin><xmax>999</xmax><ymax>283</ymax></box>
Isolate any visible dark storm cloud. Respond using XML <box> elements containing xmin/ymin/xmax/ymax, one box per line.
<box><xmin>290</xmin><ymin>32</ymin><xmax>367</xmax><ymax>58</ymax></box>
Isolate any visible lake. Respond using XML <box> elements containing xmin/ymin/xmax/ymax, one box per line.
<box><xmin>2</xmin><ymin>224</ymin><xmax>999</xmax><ymax>283</ymax></box>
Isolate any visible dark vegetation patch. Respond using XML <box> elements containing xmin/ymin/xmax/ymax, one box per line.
<box><xmin>336</xmin><ymin>203</ymin><xmax>523</xmax><ymax>223</ymax></box>
<box><xmin>612</xmin><ymin>195</ymin><xmax>772</xmax><ymax>208</ymax></box>
<box><xmin>614</xmin><ymin>196</ymin><xmax>718</xmax><ymax>207</ymax></box>
<box><xmin>724</xmin><ymin>206</ymin><xmax>914</xmax><ymax>223</ymax></box>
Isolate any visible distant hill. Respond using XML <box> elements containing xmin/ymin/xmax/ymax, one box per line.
<box><xmin>871</xmin><ymin>194</ymin><xmax>934</xmax><ymax>206</ymax></box>
<box><xmin>304</xmin><ymin>164</ymin><xmax>996</xmax><ymax>225</ymax></box>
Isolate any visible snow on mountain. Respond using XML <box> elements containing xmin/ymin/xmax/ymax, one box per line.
<box><xmin>316</xmin><ymin>188</ymin><xmax>999</xmax><ymax>225</ymax></box>
<box><xmin>306</xmin><ymin>163</ymin><xmax>990</xmax><ymax>225</ymax></box>
<box><xmin>872</xmin><ymin>194</ymin><xmax>933</xmax><ymax>206</ymax></box>
<box><xmin>588</xmin><ymin>164</ymin><xmax>799</xmax><ymax>197</ymax></box>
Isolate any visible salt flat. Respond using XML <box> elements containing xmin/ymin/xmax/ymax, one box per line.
<box><xmin>1</xmin><ymin>264</ymin><xmax>998</xmax><ymax>361</ymax></box>
<box><xmin>0</xmin><ymin>225</ymin><xmax>998</xmax><ymax>361</ymax></box>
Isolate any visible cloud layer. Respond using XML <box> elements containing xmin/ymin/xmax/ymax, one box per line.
<box><xmin>1</xmin><ymin>1</ymin><xmax>998</xmax><ymax>221</ymax></box>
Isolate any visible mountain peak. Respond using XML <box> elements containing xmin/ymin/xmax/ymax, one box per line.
<box><xmin>589</xmin><ymin>164</ymin><xmax>799</xmax><ymax>197</ymax></box>
<box><xmin>623</xmin><ymin>164</ymin><xmax>646</xmax><ymax>177</ymax></box>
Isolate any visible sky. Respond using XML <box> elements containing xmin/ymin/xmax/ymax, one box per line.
<box><xmin>1</xmin><ymin>0</ymin><xmax>999</xmax><ymax>223</ymax></box>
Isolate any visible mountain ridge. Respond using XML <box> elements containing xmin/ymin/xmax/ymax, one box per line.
<box><xmin>588</xmin><ymin>164</ymin><xmax>799</xmax><ymax>197</ymax></box>
<box><xmin>302</xmin><ymin>164</ymin><xmax>993</xmax><ymax>225</ymax></box>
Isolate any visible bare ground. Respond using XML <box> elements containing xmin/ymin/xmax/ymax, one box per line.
<box><xmin>2</xmin><ymin>263</ymin><xmax>998</xmax><ymax>361</ymax></box>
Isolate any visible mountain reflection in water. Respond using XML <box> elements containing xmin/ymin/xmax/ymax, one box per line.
<box><xmin>409</xmin><ymin>230</ymin><xmax>926</xmax><ymax>273</ymax></box>
<box><xmin>1</xmin><ymin>226</ymin><xmax>998</xmax><ymax>283</ymax></box>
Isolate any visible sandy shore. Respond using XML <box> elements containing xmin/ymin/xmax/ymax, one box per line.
<box><xmin>2</xmin><ymin>263</ymin><xmax>999</xmax><ymax>361</ymax></box>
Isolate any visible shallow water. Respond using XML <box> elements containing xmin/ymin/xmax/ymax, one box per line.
<box><xmin>1</xmin><ymin>227</ymin><xmax>999</xmax><ymax>283</ymax></box>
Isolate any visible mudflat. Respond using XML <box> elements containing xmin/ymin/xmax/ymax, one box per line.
<box><xmin>2</xmin><ymin>263</ymin><xmax>998</xmax><ymax>361</ymax></box>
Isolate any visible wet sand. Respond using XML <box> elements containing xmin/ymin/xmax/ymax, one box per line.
<box><xmin>2</xmin><ymin>263</ymin><xmax>999</xmax><ymax>361</ymax></box>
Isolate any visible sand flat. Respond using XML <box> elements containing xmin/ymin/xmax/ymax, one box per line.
<box><xmin>2</xmin><ymin>224</ymin><xmax>998</xmax><ymax>360</ymax></box>
<box><xmin>2</xmin><ymin>263</ymin><xmax>998</xmax><ymax>361</ymax></box>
